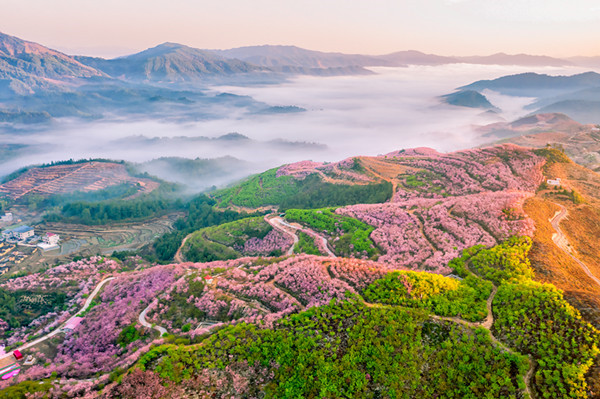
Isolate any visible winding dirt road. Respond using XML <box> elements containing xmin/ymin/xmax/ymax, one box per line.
<box><xmin>265</xmin><ymin>214</ymin><xmax>336</xmax><ymax>257</ymax></box>
<box><xmin>265</xmin><ymin>215</ymin><xmax>298</xmax><ymax>256</ymax></box>
<box><xmin>429</xmin><ymin>284</ymin><xmax>532</xmax><ymax>398</ymax></box>
<box><xmin>174</xmin><ymin>232</ymin><xmax>193</xmax><ymax>263</ymax></box>
<box><xmin>0</xmin><ymin>276</ymin><xmax>115</xmax><ymax>362</ymax></box>
<box><xmin>139</xmin><ymin>299</ymin><xmax>168</xmax><ymax>336</ymax></box>
<box><xmin>550</xmin><ymin>203</ymin><xmax>600</xmax><ymax>288</ymax></box>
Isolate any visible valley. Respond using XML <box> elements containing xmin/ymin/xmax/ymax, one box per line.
<box><xmin>0</xmin><ymin>141</ymin><xmax>599</xmax><ymax>398</ymax></box>
<box><xmin>1</xmin><ymin>21</ymin><xmax>600</xmax><ymax>398</ymax></box>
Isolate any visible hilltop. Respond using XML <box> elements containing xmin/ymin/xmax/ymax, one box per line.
<box><xmin>1</xmin><ymin>144</ymin><xmax>600</xmax><ymax>397</ymax></box>
<box><xmin>444</xmin><ymin>72</ymin><xmax>600</xmax><ymax>124</ymax></box>
<box><xmin>75</xmin><ymin>43</ymin><xmax>264</xmax><ymax>83</ymax></box>
<box><xmin>0</xmin><ymin>31</ymin><xmax>104</xmax><ymax>95</ymax></box>
<box><xmin>476</xmin><ymin>112</ymin><xmax>600</xmax><ymax>171</ymax></box>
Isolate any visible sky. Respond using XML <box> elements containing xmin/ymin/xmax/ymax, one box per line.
<box><xmin>1</xmin><ymin>0</ymin><xmax>599</xmax><ymax>58</ymax></box>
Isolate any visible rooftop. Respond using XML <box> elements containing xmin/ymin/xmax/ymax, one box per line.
<box><xmin>12</xmin><ymin>226</ymin><xmax>33</xmax><ymax>234</ymax></box>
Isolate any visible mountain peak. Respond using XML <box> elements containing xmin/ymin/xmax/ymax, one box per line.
<box><xmin>0</xmin><ymin>31</ymin><xmax>65</xmax><ymax>58</ymax></box>
<box><xmin>0</xmin><ymin>31</ymin><xmax>104</xmax><ymax>95</ymax></box>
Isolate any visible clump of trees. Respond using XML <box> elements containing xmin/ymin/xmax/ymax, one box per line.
<box><xmin>215</xmin><ymin>168</ymin><xmax>393</xmax><ymax>210</ymax></box>
<box><xmin>138</xmin><ymin>301</ymin><xmax>527</xmax><ymax>398</ymax></box>
<box><xmin>285</xmin><ymin>208</ymin><xmax>379</xmax><ymax>259</ymax></box>
<box><xmin>364</xmin><ymin>270</ymin><xmax>492</xmax><ymax>322</ymax></box>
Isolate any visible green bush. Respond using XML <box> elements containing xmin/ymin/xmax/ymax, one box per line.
<box><xmin>468</xmin><ymin>236</ymin><xmax>533</xmax><ymax>284</ymax></box>
<box><xmin>148</xmin><ymin>301</ymin><xmax>527</xmax><ymax>398</ymax></box>
<box><xmin>285</xmin><ymin>208</ymin><xmax>379</xmax><ymax>258</ymax></box>
<box><xmin>494</xmin><ymin>280</ymin><xmax>599</xmax><ymax>398</ymax></box>
<box><xmin>214</xmin><ymin>168</ymin><xmax>393</xmax><ymax>210</ymax></box>
<box><xmin>294</xmin><ymin>231</ymin><xmax>321</xmax><ymax>255</ymax></box>
<box><xmin>364</xmin><ymin>270</ymin><xmax>492</xmax><ymax>322</ymax></box>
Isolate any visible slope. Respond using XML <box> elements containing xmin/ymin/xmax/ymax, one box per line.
<box><xmin>76</xmin><ymin>42</ymin><xmax>263</xmax><ymax>82</ymax></box>
<box><xmin>0</xmin><ymin>31</ymin><xmax>104</xmax><ymax>96</ymax></box>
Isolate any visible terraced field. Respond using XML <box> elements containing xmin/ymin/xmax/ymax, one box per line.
<box><xmin>1</xmin><ymin>213</ymin><xmax>182</xmax><ymax>274</ymax></box>
<box><xmin>40</xmin><ymin>214</ymin><xmax>180</xmax><ymax>254</ymax></box>
<box><xmin>0</xmin><ymin>162</ymin><xmax>158</xmax><ymax>200</ymax></box>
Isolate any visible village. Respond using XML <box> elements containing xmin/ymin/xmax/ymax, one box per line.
<box><xmin>0</xmin><ymin>212</ymin><xmax>61</xmax><ymax>275</ymax></box>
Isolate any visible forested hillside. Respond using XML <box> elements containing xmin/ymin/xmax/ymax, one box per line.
<box><xmin>1</xmin><ymin>144</ymin><xmax>600</xmax><ymax>399</ymax></box>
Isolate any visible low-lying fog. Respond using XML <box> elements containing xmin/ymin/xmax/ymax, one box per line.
<box><xmin>0</xmin><ymin>64</ymin><xmax>590</xmax><ymax>190</ymax></box>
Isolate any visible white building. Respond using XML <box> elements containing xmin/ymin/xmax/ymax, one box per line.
<box><xmin>547</xmin><ymin>178</ymin><xmax>561</xmax><ymax>186</ymax></box>
<box><xmin>43</xmin><ymin>233</ymin><xmax>60</xmax><ymax>246</ymax></box>
<box><xmin>12</xmin><ymin>226</ymin><xmax>34</xmax><ymax>241</ymax></box>
<box><xmin>3</xmin><ymin>226</ymin><xmax>34</xmax><ymax>241</ymax></box>
<box><xmin>0</xmin><ymin>213</ymin><xmax>13</xmax><ymax>223</ymax></box>
<box><xmin>38</xmin><ymin>233</ymin><xmax>60</xmax><ymax>251</ymax></box>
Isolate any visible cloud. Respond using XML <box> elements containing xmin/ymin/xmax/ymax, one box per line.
<box><xmin>0</xmin><ymin>63</ymin><xmax>587</xmax><ymax>190</ymax></box>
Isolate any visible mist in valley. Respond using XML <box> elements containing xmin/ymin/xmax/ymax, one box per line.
<box><xmin>0</xmin><ymin>64</ymin><xmax>590</xmax><ymax>191</ymax></box>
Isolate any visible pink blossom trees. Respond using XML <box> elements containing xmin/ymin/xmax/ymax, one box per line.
<box><xmin>339</xmin><ymin>191</ymin><xmax>535</xmax><ymax>273</ymax></box>
<box><xmin>242</xmin><ymin>229</ymin><xmax>293</xmax><ymax>256</ymax></box>
<box><xmin>48</xmin><ymin>266</ymin><xmax>180</xmax><ymax>378</ymax></box>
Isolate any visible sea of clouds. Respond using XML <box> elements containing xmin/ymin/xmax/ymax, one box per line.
<box><xmin>0</xmin><ymin>63</ymin><xmax>589</xmax><ymax>188</ymax></box>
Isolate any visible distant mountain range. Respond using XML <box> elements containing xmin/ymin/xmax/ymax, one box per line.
<box><xmin>213</xmin><ymin>46</ymin><xmax>578</xmax><ymax>69</ymax></box>
<box><xmin>75</xmin><ymin>42</ymin><xmax>264</xmax><ymax>83</ymax></box>
<box><xmin>0</xmin><ymin>32</ymin><xmax>104</xmax><ymax>96</ymax></box>
<box><xmin>442</xmin><ymin>72</ymin><xmax>600</xmax><ymax>124</ymax></box>
<box><xmin>0</xmin><ymin>30</ymin><xmax>592</xmax><ymax>93</ymax></box>
<box><xmin>458</xmin><ymin>71</ymin><xmax>600</xmax><ymax>97</ymax></box>
<box><xmin>1</xmin><ymin>30</ymin><xmax>599</xmax><ymax>123</ymax></box>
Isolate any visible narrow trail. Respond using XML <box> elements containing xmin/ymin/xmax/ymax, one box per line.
<box><xmin>139</xmin><ymin>299</ymin><xmax>168</xmax><ymax>336</ymax></box>
<box><xmin>174</xmin><ymin>232</ymin><xmax>194</xmax><ymax>263</ymax></box>
<box><xmin>429</xmin><ymin>286</ymin><xmax>497</xmax><ymax>331</ymax></box>
<box><xmin>425</xmin><ymin>284</ymin><xmax>533</xmax><ymax>398</ymax></box>
<box><xmin>265</xmin><ymin>215</ymin><xmax>298</xmax><ymax>256</ymax></box>
<box><xmin>302</xmin><ymin>228</ymin><xmax>336</xmax><ymax>257</ymax></box>
<box><xmin>266</xmin><ymin>214</ymin><xmax>336</xmax><ymax>257</ymax></box>
<box><xmin>138</xmin><ymin>269</ymin><xmax>201</xmax><ymax>336</ymax></box>
<box><xmin>0</xmin><ymin>276</ymin><xmax>116</xmax><ymax>361</ymax></box>
<box><xmin>550</xmin><ymin>203</ymin><xmax>600</xmax><ymax>288</ymax></box>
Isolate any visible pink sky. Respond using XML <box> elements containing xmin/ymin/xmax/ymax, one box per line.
<box><xmin>1</xmin><ymin>0</ymin><xmax>599</xmax><ymax>58</ymax></box>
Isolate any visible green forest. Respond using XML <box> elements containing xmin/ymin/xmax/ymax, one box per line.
<box><xmin>214</xmin><ymin>168</ymin><xmax>393</xmax><ymax>210</ymax></box>
<box><xmin>183</xmin><ymin>216</ymin><xmax>282</xmax><ymax>262</ymax></box>
<box><xmin>151</xmin><ymin>196</ymin><xmax>257</xmax><ymax>262</ymax></box>
<box><xmin>285</xmin><ymin>208</ymin><xmax>380</xmax><ymax>258</ymax></box>
<box><xmin>127</xmin><ymin>236</ymin><xmax>599</xmax><ymax>398</ymax></box>
<box><xmin>0</xmin><ymin>288</ymin><xmax>66</xmax><ymax>336</ymax></box>
<box><xmin>293</xmin><ymin>231</ymin><xmax>321</xmax><ymax>255</ymax></box>
<box><xmin>140</xmin><ymin>301</ymin><xmax>528</xmax><ymax>398</ymax></box>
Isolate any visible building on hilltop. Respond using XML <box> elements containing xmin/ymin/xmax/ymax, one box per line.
<box><xmin>547</xmin><ymin>178</ymin><xmax>561</xmax><ymax>186</ymax></box>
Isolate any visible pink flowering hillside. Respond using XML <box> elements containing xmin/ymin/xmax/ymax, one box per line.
<box><xmin>147</xmin><ymin>255</ymin><xmax>397</xmax><ymax>335</ymax></box>
<box><xmin>386</xmin><ymin>144</ymin><xmax>544</xmax><ymax>200</ymax></box>
<box><xmin>340</xmin><ymin>191</ymin><xmax>535</xmax><ymax>273</ymax></box>
<box><xmin>182</xmin><ymin>217</ymin><xmax>293</xmax><ymax>262</ymax></box>
<box><xmin>0</xmin><ymin>257</ymin><xmax>123</xmax><ymax>348</ymax></box>
<box><xmin>0</xmin><ymin>264</ymin><xmax>186</xmax><ymax>390</ymax></box>
<box><xmin>277</xmin><ymin>157</ymin><xmax>375</xmax><ymax>183</ymax></box>
<box><xmin>327</xmin><ymin>145</ymin><xmax>545</xmax><ymax>273</ymax></box>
